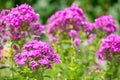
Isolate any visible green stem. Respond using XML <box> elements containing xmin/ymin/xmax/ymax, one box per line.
<box><xmin>37</xmin><ymin>68</ymin><xmax>45</xmax><ymax>80</ymax></box>
<box><xmin>10</xmin><ymin>41</ymin><xmax>14</xmax><ymax>79</ymax></box>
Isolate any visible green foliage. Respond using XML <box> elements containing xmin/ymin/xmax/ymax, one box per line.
<box><xmin>0</xmin><ymin>0</ymin><xmax>120</xmax><ymax>80</ymax></box>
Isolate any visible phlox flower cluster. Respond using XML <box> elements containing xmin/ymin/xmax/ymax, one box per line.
<box><xmin>47</xmin><ymin>4</ymin><xmax>87</xmax><ymax>34</ymax></box>
<box><xmin>0</xmin><ymin>10</ymin><xmax>10</xmax><ymax>52</ymax></box>
<box><xmin>97</xmin><ymin>34</ymin><xmax>120</xmax><ymax>63</ymax></box>
<box><xmin>14</xmin><ymin>40</ymin><xmax>60</xmax><ymax>71</ymax></box>
<box><xmin>0</xmin><ymin>4</ymin><xmax>44</xmax><ymax>41</ymax></box>
<box><xmin>7</xmin><ymin>4</ymin><xmax>39</xmax><ymax>28</ymax></box>
<box><xmin>47</xmin><ymin>4</ymin><xmax>87</xmax><ymax>46</ymax></box>
<box><xmin>84</xmin><ymin>15</ymin><xmax>118</xmax><ymax>36</ymax></box>
<box><xmin>95</xmin><ymin>15</ymin><xmax>117</xmax><ymax>34</ymax></box>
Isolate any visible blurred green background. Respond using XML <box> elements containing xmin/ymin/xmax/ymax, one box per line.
<box><xmin>0</xmin><ymin>1</ymin><xmax>120</xmax><ymax>79</ymax></box>
<box><xmin>0</xmin><ymin>0</ymin><xmax>120</xmax><ymax>24</ymax></box>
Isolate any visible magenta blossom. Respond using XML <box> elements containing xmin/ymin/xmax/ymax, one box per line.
<box><xmin>95</xmin><ymin>15</ymin><xmax>118</xmax><ymax>34</ymax></box>
<box><xmin>14</xmin><ymin>40</ymin><xmax>60</xmax><ymax>71</ymax></box>
<box><xmin>0</xmin><ymin>4</ymin><xmax>44</xmax><ymax>41</ymax></box>
<box><xmin>73</xmin><ymin>38</ymin><xmax>81</xmax><ymax>47</ymax></box>
<box><xmin>47</xmin><ymin>3</ymin><xmax>87</xmax><ymax>40</ymax></box>
<box><xmin>68</xmin><ymin>30</ymin><xmax>79</xmax><ymax>39</ymax></box>
<box><xmin>97</xmin><ymin>34</ymin><xmax>120</xmax><ymax>64</ymax></box>
<box><xmin>49</xmin><ymin>36</ymin><xmax>58</xmax><ymax>43</ymax></box>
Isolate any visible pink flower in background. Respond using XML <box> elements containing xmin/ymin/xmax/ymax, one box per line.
<box><xmin>97</xmin><ymin>34</ymin><xmax>120</xmax><ymax>64</ymax></box>
<box><xmin>95</xmin><ymin>15</ymin><xmax>118</xmax><ymax>34</ymax></box>
<box><xmin>0</xmin><ymin>10</ymin><xmax>10</xmax><ymax>49</ymax></box>
<box><xmin>84</xmin><ymin>15</ymin><xmax>117</xmax><ymax>37</ymax></box>
<box><xmin>83</xmin><ymin>22</ymin><xmax>96</xmax><ymax>35</ymax></box>
<box><xmin>73</xmin><ymin>38</ymin><xmax>81</xmax><ymax>47</ymax></box>
<box><xmin>92</xmin><ymin>66</ymin><xmax>101</xmax><ymax>71</ymax></box>
<box><xmin>49</xmin><ymin>36</ymin><xmax>58</xmax><ymax>42</ymax></box>
<box><xmin>89</xmin><ymin>34</ymin><xmax>96</xmax><ymax>39</ymax></box>
<box><xmin>68</xmin><ymin>30</ymin><xmax>79</xmax><ymax>39</ymax></box>
<box><xmin>47</xmin><ymin>3</ymin><xmax>87</xmax><ymax>41</ymax></box>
